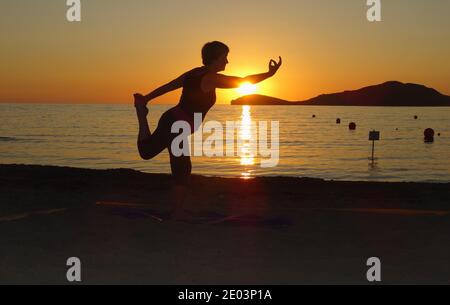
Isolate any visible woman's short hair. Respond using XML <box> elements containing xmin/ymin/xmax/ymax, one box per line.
<box><xmin>202</xmin><ymin>41</ymin><xmax>229</xmax><ymax>65</ymax></box>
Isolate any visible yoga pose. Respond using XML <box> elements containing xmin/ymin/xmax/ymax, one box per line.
<box><xmin>134</xmin><ymin>41</ymin><xmax>282</xmax><ymax>219</ymax></box>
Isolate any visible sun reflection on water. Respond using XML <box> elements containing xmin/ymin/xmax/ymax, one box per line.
<box><xmin>239</xmin><ymin>106</ymin><xmax>255</xmax><ymax>179</ymax></box>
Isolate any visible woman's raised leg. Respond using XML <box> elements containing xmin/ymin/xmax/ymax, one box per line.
<box><xmin>134</xmin><ymin>94</ymin><xmax>167</xmax><ymax>160</ymax></box>
<box><xmin>134</xmin><ymin>94</ymin><xmax>151</xmax><ymax>142</ymax></box>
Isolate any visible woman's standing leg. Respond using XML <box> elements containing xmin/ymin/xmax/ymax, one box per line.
<box><xmin>168</xmin><ymin>136</ymin><xmax>192</xmax><ymax>220</ymax></box>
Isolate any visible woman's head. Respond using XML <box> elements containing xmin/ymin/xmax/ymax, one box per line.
<box><xmin>202</xmin><ymin>41</ymin><xmax>229</xmax><ymax>72</ymax></box>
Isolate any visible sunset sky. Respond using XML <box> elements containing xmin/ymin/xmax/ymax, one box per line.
<box><xmin>1</xmin><ymin>0</ymin><xmax>449</xmax><ymax>104</ymax></box>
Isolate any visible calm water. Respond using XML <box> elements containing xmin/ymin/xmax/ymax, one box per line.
<box><xmin>1</xmin><ymin>103</ymin><xmax>449</xmax><ymax>182</ymax></box>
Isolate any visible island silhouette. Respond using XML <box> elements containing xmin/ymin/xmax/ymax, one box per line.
<box><xmin>231</xmin><ymin>81</ymin><xmax>450</xmax><ymax>106</ymax></box>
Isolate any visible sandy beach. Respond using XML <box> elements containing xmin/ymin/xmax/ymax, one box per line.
<box><xmin>1</xmin><ymin>164</ymin><xmax>449</xmax><ymax>284</ymax></box>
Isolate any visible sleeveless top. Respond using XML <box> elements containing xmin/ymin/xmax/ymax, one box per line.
<box><xmin>177</xmin><ymin>67</ymin><xmax>216</xmax><ymax>119</ymax></box>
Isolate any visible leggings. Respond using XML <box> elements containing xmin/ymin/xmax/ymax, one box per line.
<box><xmin>137</xmin><ymin>106</ymin><xmax>194</xmax><ymax>186</ymax></box>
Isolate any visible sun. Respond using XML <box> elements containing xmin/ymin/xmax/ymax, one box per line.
<box><xmin>237</xmin><ymin>82</ymin><xmax>258</xmax><ymax>96</ymax></box>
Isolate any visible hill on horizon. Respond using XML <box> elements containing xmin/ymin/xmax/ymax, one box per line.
<box><xmin>231</xmin><ymin>81</ymin><xmax>450</xmax><ymax>106</ymax></box>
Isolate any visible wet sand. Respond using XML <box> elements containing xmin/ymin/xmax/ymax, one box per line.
<box><xmin>1</xmin><ymin>164</ymin><xmax>450</xmax><ymax>284</ymax></box>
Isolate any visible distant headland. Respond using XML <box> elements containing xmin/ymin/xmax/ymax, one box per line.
<box><xmin>231</xmin><ymin>81</ymin><xmax>450</xmax><ymax>106</ymax></box>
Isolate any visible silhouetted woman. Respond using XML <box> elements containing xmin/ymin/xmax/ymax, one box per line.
<box><xmin>134</xmin><ymin>41</ymin><xmax>282</xmax><ymax>219</ymax></box>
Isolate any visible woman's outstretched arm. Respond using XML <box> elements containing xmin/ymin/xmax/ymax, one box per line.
<box><xmin>204</xmin><ymin>56</ymin><xmax>282</xmax><ymax>89</ymax></box>
<box><xmin>141</xmin><ymin>72</ymin><xmax>187</xmax><ymax>102</ymax></box>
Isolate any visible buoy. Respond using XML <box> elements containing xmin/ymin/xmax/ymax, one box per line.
<box><xmin>349</xmin><ymin>122</ymin><xmax>356</xmax><ymax>130</ymax></box>
<box><xmin>414</xmin><ymin>115</ymin><xmax>418</xmax><ymax>120</ymax></box>
<box><xmin>438</xmin><ymin>133</ymin><xmax>441</xmax><ymax>136</ymax></box>
<box><xmin>424</xmin><ymin>128</ymin><xmax>434</xmax><ymax>143</ymax></box>
<box><xmin>312</xmin><ymin>114</ymin><xmax>316</xmax><ymax>118</ymax></box>
<box><xmin>395</xmin><ymin>128</ymin><xmax>398</xmax><ymax>131</ymax></box>
<box><xmin>336</xmin><ymin>118</ymin><xmax>341</xmax><ymax>124</ymax></box>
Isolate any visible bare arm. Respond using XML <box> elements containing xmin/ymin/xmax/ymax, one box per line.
<box><xmin>142</xmin><ymin>72</ymin><xmax>187</xmax><ymax>102</ymax></box>
<box><xmin>204</xmin><ymin>56</ymin><xmax>282</xmax><ymax>89</ymax></box>
<box><xmin>210</xmin><ymin>72</ymin><xmax>272</xmax><ymax>89</ymax></box>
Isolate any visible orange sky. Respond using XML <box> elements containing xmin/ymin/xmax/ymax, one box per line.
<box><xmin>1</xmin><ymin>0</ymin><xmax>449</xmax><ymax>104</ymax></box>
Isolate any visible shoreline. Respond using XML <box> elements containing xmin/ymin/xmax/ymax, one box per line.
<box><xmin>1</xmin><ymin>163</ymin><xmax>449</xmax><ymax>184</ymax></box>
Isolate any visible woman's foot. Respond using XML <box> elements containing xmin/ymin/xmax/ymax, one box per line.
<box><xmin>134</xmin><ymin>93</ymin><xmax>148</xmax><ymax>116</ymax></box>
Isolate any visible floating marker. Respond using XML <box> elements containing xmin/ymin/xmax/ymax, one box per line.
<box><xmin>414</xmin><ymin>115</ymin><xmax>418</xmax><ymax>120</ymax></box>
<box><xmin>424</xmin><ymin>128</ymin><xmax>434</xmax><ymax>143</ymax></box>
<box><xmin>349</xmin><ymin>122</ymin><xmax>356</xmax><ymax>130</ymax></box>
<box><xmin>312</xmin><ymin>114</ymin><xmax>316</xmax><ymax>118</ymax></box>
<box><xmin>336</xmin><ymin>118</ymin><xmax>341</xmax><ymax>124</ymax></box>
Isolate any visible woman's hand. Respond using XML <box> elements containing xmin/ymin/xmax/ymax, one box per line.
<box><xmin>268</xmin><ymin>56</ymin><xmax>282</xmax><ymax>76</ymax></box>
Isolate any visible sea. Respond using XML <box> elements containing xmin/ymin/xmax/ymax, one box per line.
<box><xmin>1</xmin><ymin>103</ymin><xmax>449</xmax><ymax>182</ymax></box>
